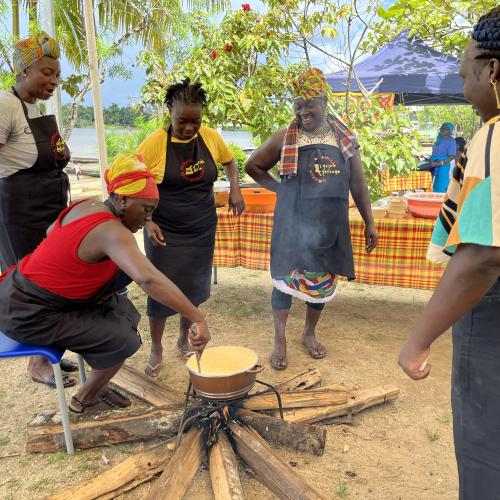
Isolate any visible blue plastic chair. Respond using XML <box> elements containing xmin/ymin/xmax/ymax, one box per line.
<box><xmin>0</xmin><ymin>331</ymin><xmax>86</xmax><ymax>454</ymax></box>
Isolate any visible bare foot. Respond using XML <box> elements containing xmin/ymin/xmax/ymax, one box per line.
<box><xmin>29</xmin><ymin>356</ymin><xmax>76</xmax><ymax>387</ymax></box>
<box><xmin>176</xmin><ymin>340</ymin><xmax>191</xmax><ymax>357</ymax></box>
<box><xmin>302</xmin><ymin>335</ymin><xmax>326</xmax><ymax>359</ymax></box>
<box><xmin>270</xmin><ymin>337</ymin><xmax>288</xmax><ymax>370</ymax></box>
<box><xmin>145</xmin><ymin>348</ymin><xmax>162</xmax><ymax>377</ymax></box>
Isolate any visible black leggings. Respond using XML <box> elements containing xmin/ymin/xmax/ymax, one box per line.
<box><xmin>271</xmin><ymin>287</ymin><xmax>325</xmax><ymax>311</ymax></box>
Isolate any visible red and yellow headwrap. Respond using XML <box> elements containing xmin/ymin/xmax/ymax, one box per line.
<box><xmin>105</xmin><ymin>153</ymin><xmax>159</xmax><ymax>199</ymax></box>
<box><xmin>293</xmin><ymin>67</ymin><xmax>329</xmax><ymax>100</ymax></box>
<box><xmin>13</xmin><ymin>31</ymin><xmax>60</xmax><ymax>74</ymax></box>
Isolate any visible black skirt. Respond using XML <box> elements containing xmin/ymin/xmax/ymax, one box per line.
<box><xmin>0</xmin><ymin>269</ymin><xmax>141</xmax><ymax>369</ymax></box>
<box><xmin>452</xmin><ymin>279</ymin><xmax>500</xmax><ymax>499</ymax></box>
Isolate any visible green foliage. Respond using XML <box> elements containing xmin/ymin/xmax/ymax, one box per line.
<box><xmin>329</xmin><ymin>95</ymin><xmax>420</xmax><ymax>199</ymax></box>
<box><xmin>0</xmin><ymin>69</ymin><xmax>14</xmax><ymax>90</ymax></box>
<box><xmin>413</xmin><ymin>105</ymin><xmax>481</xmax><ymax>141</ymax></box>
<box><xmin>425</xmin><ymin>428</ymin><xmax>440</xmax><ymax>442</ymax></box>
<box><xmin>217</xmin><ymin>143</ymin><xmax>247</xmax><ymax>181</ymax></box>
<box><xmin>369</xmin><ymin>0</ymin><xmax>497</xmax><ymax>57</ymax></box>
<box><xmin>336</xmin><ymin>481</ymin><xmax>349</xmax><ymax>497</ymax></box>
<box><xmin>105</xmin><ymin>116</ymin><xmax>163</xmax><ymax>162</ymax></box>
<box><xmin>140</xmin><ymin>9</ymin><xmax>306</xmax><ymax>145</ymax></box>
<box><xmin>62</xmin><ymin>104</ymin><xmax>153</xmax><ymax>129</ymax></box>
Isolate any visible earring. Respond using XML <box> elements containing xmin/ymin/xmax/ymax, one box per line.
<box><xmin>491</xmin><ymin>79</ymin><xmax>500</xmax><ymax>110</ymax></box>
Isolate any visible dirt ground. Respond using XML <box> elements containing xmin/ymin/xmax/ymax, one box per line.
<box><xmin>0</xmin><ymin>266</ymin><xmax>457</xmax><ymax>499</ymax></box>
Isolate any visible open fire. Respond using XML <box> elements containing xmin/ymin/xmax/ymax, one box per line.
<box><xmin>28</xmin><ymin>367</ymin><xmax>399</xmax><ymax>499</ymax></box>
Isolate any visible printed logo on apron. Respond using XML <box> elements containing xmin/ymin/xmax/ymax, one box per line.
<box><xmin>50</xmin><ymin>131</ymin><xmax>69</xmax><ymax>161</ymax></box>
<box><xmin>180</xmin><ymin>158</ymin><xmax>206</xmax><ymax>182</ymax></box>
<box><xmin>309</xmin><ymin>154</ymin><xmax>341</xmax><ymax>184</ymax></box>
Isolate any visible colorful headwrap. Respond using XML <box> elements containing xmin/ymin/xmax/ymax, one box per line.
<box><xmin>293</xmin><ymin>67</ymin><xmax>329</xmax><ymax>100</ymax></box>
<box><xmin>435</xmin><ymin>122</ymin><xmax>456</xmax><ymax>144</ymax></box>
<box><xmin>105</xmin><ymin>153</ymin><xmax>159</xmax><ymax>199</ymax></box>
<box><xmin>13</xmin><ymin>31</ymin><xmax>60</xmax><ymax>74</ymax></box>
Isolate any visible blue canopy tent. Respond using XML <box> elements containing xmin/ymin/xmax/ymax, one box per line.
<box><xmin>326</xmin><ymin>32</ymin><xmax>467</xmax><ymax>106</ymax></box>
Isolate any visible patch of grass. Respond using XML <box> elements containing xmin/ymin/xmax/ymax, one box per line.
<box><xmin>77</xmin><ymin>458</ymin><xmax>100</xmax><ymax>473</ymax></box>
<box><xmin>114</xmin><ymin>443</ymin><xmax>137</xmax><ymax>454</ymax></box>
<box><xmin>45</xmin><ymin>451</ymin><xmax>70</xmax><ymax>466</ymax></box>
<box><xmin>228</xmin><ymin>302</ymin><xmax>264</xmax><ymax>318</ymax></box>
<box><xmin>0</xmin><ymin>389</ymin><xmax>6</xmax><ymax>402</ymax></box>
<box><xmin>366</xmin><ymin>333</ymin><xmax>384</xmax><ymax>342</ymax></box>
<box><xmin>336</xmin><ymin>481</ymin><xmax>349</xmax><ymax>497</ymax></box>
<box><xmin>0</xmin><ymin>435</ymin><xmax>10</xmax><ymax>446</ymax></box>
<box><xmin>5</xmin><ymin>479</ymin><xmax>20</xmax><ymax>489</ymax></box>
<box><xmin>3</xmin><ymin>479</ymin><xmax>21</xmax><ymax>500</ymax></box>
<box><xmin>28</xmin><ymin>478</ymin><xmax>51</xmax><ymax>492</ymax></box>
<box><xmin>425</xmin><ymin>429</ymin><xmax>440</xmax><ymax>442</ymax></box>
<box><xmin>17</xmin><ymin>457</ymin><xmax>30</xmax><ymax>467</ymax></box>
<box><xmin>436</xmin><ymin>414</ymin><xmax>451</xmax><ymax>425</ymax></box>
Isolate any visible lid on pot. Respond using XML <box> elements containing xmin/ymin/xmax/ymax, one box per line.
<box><xmin>186</xmin><ymin>346</ymin><xmax>258</xmax><ymax>376</ymax></box>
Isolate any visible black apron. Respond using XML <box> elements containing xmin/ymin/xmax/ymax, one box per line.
<box><xmin>0</xmin><ymin>88</ymin><xmax>70</xmax><ymax>271</ymax></box>
<box><xmin>0</xmin><ymin>267</ymin><xmax>140</xmax><ymax>370</ymax></box>
<box><xmin>271</xmin><ymin>143</ymin><xmax>355</xmax><ymax>280</ymax></box>
<box><xmin>145</xmin><ymin>128</ymin><xmax>218</xmax><ymax>317</ymax></box>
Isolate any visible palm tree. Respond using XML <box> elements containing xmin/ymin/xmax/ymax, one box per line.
<box><xmin>8</xmin><ymin>0</ymin><xmax>228</xmax><ymax>69</ymax></box>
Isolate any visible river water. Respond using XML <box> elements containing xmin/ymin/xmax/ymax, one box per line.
<box><xmin>67</xmin><ymin>127</ymin><xmax>255</xmax><ymax>158</ymax></box>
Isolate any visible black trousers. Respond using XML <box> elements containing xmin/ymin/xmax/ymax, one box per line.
<box><xmin>452</xmin><ymin>279</ymin><xmax>500</xmax><ymax>499</ymax></box>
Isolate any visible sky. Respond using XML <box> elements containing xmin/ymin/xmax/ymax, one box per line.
<box><xmin>3</xmin><ymin>0</ymin><xmax>392</xmax><ymax>107</ymax></box>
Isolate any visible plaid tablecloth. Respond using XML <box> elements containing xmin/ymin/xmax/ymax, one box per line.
<box><xmin>380</xmin><ymin>170</ymin><xmax>433</xmax><ymax>195</ymax></box>
<box><xmin>214</xmin><ymin>210</ymin><xmax>446</xmax><ymax>290</ymax></box>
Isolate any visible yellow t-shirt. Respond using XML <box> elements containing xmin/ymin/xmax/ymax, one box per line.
<box><xmin>137</xmin><ymin>126</ymin><xmax>234</xmax><ymax>184</ymax></box>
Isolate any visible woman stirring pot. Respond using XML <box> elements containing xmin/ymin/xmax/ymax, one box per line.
<box><xmin>0</xmin><ymin>32</ymin><xmax>72</xmax><ymax>387</ymax></box>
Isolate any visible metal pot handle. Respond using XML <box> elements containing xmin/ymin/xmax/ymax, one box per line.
<box><xmin>246</xmin><ymin>364</ymin><xmax>265</xmax><ymax>374</ymax></box>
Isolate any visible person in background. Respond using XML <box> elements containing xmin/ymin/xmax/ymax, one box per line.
<box><xmin>138</xmin><ymin>78</ymin><xmax>245</xmax><ymax>378</ymax></box>
<box><xmin>399</xmin><ymin>7</ymin><xmax>500</xmax><ymax>498</ymax></box>
<box><xmin>0</xmin><ymin>153</ymin><xmax>211</xmax><ymax>413</ymax></box>
<box><xmin>429</xmin><ymin>122</ymin><xmax>456</xmax><ymax>192</ymax></box>
<box><xmin>246</xmin><ymin>68</ymin><xmax>377</xmax><ymax>370</ymax></box>
<box><xmin>0</xmin><ymin>32</ymin><xmax>75</xmax><ymax>387</ymax></box>
<box><xmin>455</xmin><ymin>136</ymin><xmax>466</xmax><ymax>164</ymax></box>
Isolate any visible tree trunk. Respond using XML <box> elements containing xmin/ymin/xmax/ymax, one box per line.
<box><xmin>274</xmin><ymin>368</ymin><xmax>322</xmax><ymax>392</ymax></box>
<box><xmin>280</xmin><ymin>385</ymin><xmax>400</xmax><ymax>424</ymax></box>
<box><xmin>12</xmin><ymin>0</ymin><xmax>19</xmax><ymax>40</ymax></box>
<box><xmin>229</xmin><ymin>423</ymin><xmax>326</xmax><ymax>500</ymax></box>
<box><xmin>209</xmin><ymin>431</ymin><xmax>244</xmax><ymax>500</ymax></box>
<box><xmin>235</xmin><ymin>408</ymin><xmax>326</xmax><ymax>456</ymax></box>
<box><xmin>27</xmin><ymin>406</ymin><xmax>183</xmax><ymax>453</ymax></box>
<box><xmin>48</xmin><ymin>441</ymin><xmax>173</xmax><ymax>500</ymax></box>
<box><xmin>110</xmin><ymin>365</ymin><xmax>184</xmax><ymax>406</ymax></box>
<box><xmin>145</xmin><ymin>426</ymin><xmax>206</xmax><ymax>500</ymax></box>
<box><xmin>242</xmin><ymin>387</ymin><xmax>347</xmax><ymax>411</ymax></box>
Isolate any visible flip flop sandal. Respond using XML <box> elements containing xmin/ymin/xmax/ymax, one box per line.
<box><xmin>59</xmin><ymin>358</ymin><xmax>79</xmax><ymax>372</ymax></box>
<box><xmin>144</xmin><ymin>362</ymin><xmax>161</xmax><ymax>378</ymax></box>
<box><xmin>100</xmin><ymin>388</ymin><xmax>131</xmax><ymax>408</ymax></box>
<box><xmin>175</xmin><ymin>346</ymin><xmax>192</xmax><ymax>359</ymax></box>
<box><xmin>32</xmin><ymin>372</ymin><xmax>76</xmax><ymax>389</ymax></box>
<box><xmin>270</xmin><ymin>354</ymin><xmax>288</xmax><ymax>371</ymax></box>
<box><xmin>303</xmin><ymin>343</ymin><xmax>327</xmax><ymax>360</ymax></box>
<box><xmin>69</xmin><ymin>395</ymin><xmax>117</xmax><ymax>414</ymax></box>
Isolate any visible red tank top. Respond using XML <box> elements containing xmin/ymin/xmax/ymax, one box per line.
<box><xmin>19</xmin><ymin>200</ymin><xmax>120</xmax><ymax>299</ymax></box>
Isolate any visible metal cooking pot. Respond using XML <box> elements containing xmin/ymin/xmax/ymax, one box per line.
<box><xmin>186</xmin><ymin>346</ymin><xmax>264</xmax><ymax>400</ymax></box>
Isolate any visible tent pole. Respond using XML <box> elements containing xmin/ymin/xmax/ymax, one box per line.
<box><xmin>83</xmin><ymin>0</ymin><xmax>107</xmax><ymax>198</ymax></box>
